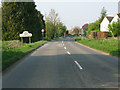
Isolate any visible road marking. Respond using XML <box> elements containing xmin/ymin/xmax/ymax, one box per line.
<box><xmin>64</xmin><ymin>47</ymin><xmax>66</xmax><ymax>49</ymax></box>
<box><xmin>74</xmin><ymin>61</ymin><xmax>83</xmax><ymax>70</ymax></box>
<box><xmin>67</xmin><ymin>51</ymin><xmax>70</xmax><ymax>55</ymax></box>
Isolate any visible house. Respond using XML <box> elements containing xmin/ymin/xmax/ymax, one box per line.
<box><xmin>111</xmin><ymin>13</ymin><xmax>120</xmax><ymax>23</ymax></box>
<box><xmin>82</xmin><ymin>24</ymin><xmax>88</xmax><ymax>31</ymax></box>
<box><xmin>91</xmin><ymin>13</ymin><xmax>120</xmax><ymax>39</ymax></box>
<box><xmin>100</xmin><ymin>13</ymin><xmax>120</xmax><ymax>32</ymax></box>
<box><xmin>81</xmin><ymin>24</ymin><xmax>88</xmax><ymax>36</ymax></box>
<box><xmin>100</xmin><ymin>16</ymin><xmax>113</xmax><ymax>32</ymax></box>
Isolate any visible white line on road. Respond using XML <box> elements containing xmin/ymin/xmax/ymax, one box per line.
<box><xmin>67</xmin><ymin>51</ymin><xmax>71</xmax><ymax>55</ymax></box>
<box><xmin>74</xmin><ymin>61</ymin><xmax>83</xmax><ymax>70</ymax></box>
<box><xmin>64</xmin><ymin>47</ymin><xmax>66</xmax><ymax>49</ymax></box>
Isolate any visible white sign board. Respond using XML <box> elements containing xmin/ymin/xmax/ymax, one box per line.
<box><xmin>20</xmin><ymin>31</ymin><xmax>32</xmax><ymax>37</ymax></box>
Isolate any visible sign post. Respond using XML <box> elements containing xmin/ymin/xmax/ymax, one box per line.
<box><xmin>41</xmin><ymin>29</ymin><xmax>45</xmax><ymax>40</ymax></box>
<box><xmin>20</xmin><ymin>31</ymin><xmax>32</xmax><ymax>46</ymax></box>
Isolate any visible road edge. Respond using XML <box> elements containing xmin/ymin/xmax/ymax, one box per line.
<box><xmin>2</xmin><ymin>42</ymin><xmax>48</xmax><ymax>75</ymax></box>
<box><xmin>75</xmin><ymin>41</ymin><xmax>118</xmax><ymax>59</ymax></box>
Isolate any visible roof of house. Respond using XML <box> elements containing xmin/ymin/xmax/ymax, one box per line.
<box><xmin>106</xmin><ymin>16</ymin><xmax>114</xmax><ymax>22</ymax></box>
<box><xmin>117</xmin><ymin>13</ymin><xmax>120</xmax><ymax>18</ymax></box>
<box><xmin>82</xmin><ymin>24</ymin><xmax>88</xmax><ymax>31</ymax></box>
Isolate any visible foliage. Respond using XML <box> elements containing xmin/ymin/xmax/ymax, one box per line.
<box><xmin>75</xmin><ymin>38</ymin><xmax>119</xmax><ymax>57</ymax></box>
<box><xmin>45</xmin><ymin>21</ymin><xmax>54</xmax><ymax>40</ymax></box>
<box><xmin>87</xmin><ymin>7</ymin><xmax>107</xmax><ymax>36</ymax></box>
<box><xmin>72</xmin><ymin>26</ymin><xmax>80</xmax><ymax>35</ymax></box>
<box><xmin>99</xmin><ymin>7</ymin><xmax>107</xmax><ymax>23</ymax></box>
<box><xmin>57</xmin><ymin>22</ymin><xmax>66</xmax><ymax>37</ymax></box>
<box><xmin>45</xmin><ymin>9</ymin><xmax>66</xmax><ymax>40</ymax></box>
<box><xmin>108</xmin><ymin>20</ymin><xmax>120</xmax><ymax>37</ymax></box>
<box><xmin>0</xmin><ymin>8</ymin><xmax>1</xmax><ymax>40</ymax></box>
<box><xmin>2</xmin><ymin>40</ymin><xmax>48</xmax><ymax>70</ymax></box>
<box><xmin>87</xmin><ymin>20</ymin><xmax>100</xmax><ymax>36</ymax></box>
<box><xmin>66</xmin><ymin>30</ymin><xmax>69</xmax><ymax>35</ymax></box>
<box><xmin>2</xmin><ymin>2</ymin><xmax>45</xmax><ymax>42</ymax></box>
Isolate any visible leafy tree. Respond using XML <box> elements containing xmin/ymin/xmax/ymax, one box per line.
<box><xmin>57</xmin><ymin>22</ymin><xmax>66</xmax><ymax>37</ymax></box>
<box><xmin>87</xmin><ymin>7</ymin><xmax>107</xmax><ymax>36</ymax></box>
<box><xmin>45</xmin><ymin>9</ymin><xmax>66</xmax><ymax>39</ymax></box>
<box><xmin>0</xmin><ymin>8</ymin><xmax>1</xmax><ymax>40</ymax></box>
<box><xmin>2</xmin><ymin>2</ymin><xmax>23</xmax><ymax>40</ymax></box>
<box><xmin>87</xmin><ymin>20</ymin><xmax>100</xmax><ymax>36</ymax></box>
<box><xmin>66</xmin><ymin>30</ymin><xmax>69</xmax><ymax>35</ymax></box>
<box><xmin>45</xmin><ymin>21</ymin><xmax>54</xmax><ymax>40</ymax></box>
<box><xmin>108</xmin><ymin>20</ymin><xmax>120</xmax><ymax>37</ymax></box>
<box><xmin>2</xmin><ymin>2</ymin><xmax>45</xmax><ymax>42</ymax></box>
<box><xmin>72</xmin><ymin>26</ymin><xmax>80</xmax><ymax>35</ymax></box>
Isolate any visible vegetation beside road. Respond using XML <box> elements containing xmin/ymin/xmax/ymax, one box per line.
<box><xmin>45</xmin><ymin>9</ymin><xmax>66</xmax><ymax>40</ymax></box>
<box><xmin>87</xmin><ymin>7</ymin><xmax>107</xmax><ymax>36</ymax></box>
<box><xmin>2</xmin><ymin>2</ymin><xmax>45</xmax><ymax>42</ymax></box>
<box><xmin>75</xmin><ymin>38</ymin><xmax>119</xmax><ymax>57</ymax></box>
<box><xmin>2</xmin><ymin>40</ymin><xmax>48</xmax><ymax>71</ymax></box>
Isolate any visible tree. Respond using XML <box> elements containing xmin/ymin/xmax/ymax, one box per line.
<box><xmin>57</xmin><ymin>22</ymin><xmax>66</xmax><ymax>37</ymax></box>
<box><xmin>45</xmin><ymin>21</ymin><xmax>54</xmax><ymax>40</ymax></box>
<box><xmin>2</xmin><ymin>2</ymin><xmax>45</xmax><ymax>42</ymax></box>
<box><xmin>87</xmin><ymin>20</ymin><xmax>100</xmax><ymax>36</ymax></box>
<box><xmin>108</xmin><ymin>20</ymin><xmax>120</xmax><ymax>37</ymax></box>
<box><xmin>87</xmin><ymin>7</ymin><xmax>107</xmax><ymax>36</ymax></box>
<box><xmin>45</xmin><ymin>9</ymin><xmax>66</xmax><ymax>39</ymax></box>
<box><xmin>2</xmin><ymin>2</ymin><xmax>23</xmax><ymax>40</ymax></box>
<box><xmin>0</xmin><ymin>8</ymin><xmax>1</xmax><ymax>40</ymax></box>
<box><xmin>66</xmin><ymin>30</ymin><xmax>69</xmax><ymax>35</ymax></box>
<box><xmin>99</xmin><ymin>7</ymin><xmax>107</xmax><ymax>23</ymax></box>
<box><xmin>72</xmin><ymin>27</ymin><xmax>80</xmax><ymax>35</ymax></box>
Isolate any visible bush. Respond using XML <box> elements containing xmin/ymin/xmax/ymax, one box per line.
<box><xmin>2</xmin><ymin>40</ymin><xmax>48</xmax><ymax>70</ymax></box>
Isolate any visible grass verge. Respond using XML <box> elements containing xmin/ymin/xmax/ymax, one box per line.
<box><xmin>2</xmin><ymin>40</ymin><xmax>48</xmax><ymax>71</ymax></box>
<box><xmin>75</xmin><ymin>38</ymin><xmax>120</xmax><ymax>57</ymax></box>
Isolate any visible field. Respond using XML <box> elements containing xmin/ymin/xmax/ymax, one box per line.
<box><xmin>2</xmin><ymin>40</ymin><xmax>48</xmax><ymax>71</ymax></box>
<box><xmin>75</xmin><ymin>38</ymin><xmax>119</xmax><ymax>57</ymax></box>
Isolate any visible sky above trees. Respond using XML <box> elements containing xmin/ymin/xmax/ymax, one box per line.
<box><xmin>35</xmin><ymin>1</ymin><xmax>118</xmax><ymax>30</ymax></box>
<box><xmin>0</xmin><ymin>0</ymin><xmax>119</xmax><ymax>30</ymax></box>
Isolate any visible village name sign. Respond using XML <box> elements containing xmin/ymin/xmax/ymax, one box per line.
<box><xmin>20</xmin><ymin>31</ymin><xmax>32</xmax><ymax>45</ymax></box>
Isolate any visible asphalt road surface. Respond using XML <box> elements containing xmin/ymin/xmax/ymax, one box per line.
<box><xmin>3</xmin><ymin>38</ymin><xmax>118</xmax><ymax>88</ymax></box>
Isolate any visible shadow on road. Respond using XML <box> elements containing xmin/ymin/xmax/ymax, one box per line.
<box><xmin>2</xmin><ymin>53</ymin><xmax>118</xmax><ymax>88</ymax></box>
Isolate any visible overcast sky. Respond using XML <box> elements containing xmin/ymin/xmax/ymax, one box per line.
<box><xmin>34</xmin><ymin>1</ymin><xmax>118</xmax><ymax>30</ymax></box>
<box><xmin>0</xmin><ymin>0</ymin><xmax>119</xmax><ymax>30</ymax></box>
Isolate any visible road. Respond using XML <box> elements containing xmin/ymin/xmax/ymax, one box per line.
<box><xmin>3</xmin><ymin>38</ymin><xmax>118</xmax><ymax>88</ymax></box>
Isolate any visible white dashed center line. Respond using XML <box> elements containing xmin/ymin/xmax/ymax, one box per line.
<box><xmin>67</xmin><ymin>51</ymin><xmax>71</xmax><ymax>55</ymax></box>
<box><xmin>64</xmin><ymin>47</ymin><xmax>66</xmax><ymax>49</ymax></box>
<box><xmin>74</xmin><ymin>61</ymin><xmax>83</xmax><ymax>70</ymax></box>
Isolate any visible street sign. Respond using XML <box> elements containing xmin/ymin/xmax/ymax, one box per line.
<box><xmin>81</xmin><ymin>28</ymin><xmax>84</xmax><ymax>32</ymax></box>
<box><xmin>41</xmin><ymin>29</ymin><xmax>45</xmax><ymax>33</ymax></box>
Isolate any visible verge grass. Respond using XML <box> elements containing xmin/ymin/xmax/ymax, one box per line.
<box><xmin>75</xmin><ymin>38</ymin><xmax>119</xmax><ymax>57</ymax></box>
<box><xmin>2</xmin><ymin>40</ymin><xmax>48</xmax><ymax>71</ymax></box>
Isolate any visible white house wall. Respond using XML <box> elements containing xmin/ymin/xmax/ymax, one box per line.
<box><xmin>100</xmin><ymin>17</ymin><xmax>110</xmax><ymax>32</ymax></box>
<box><xmin>111</xmin><ymin>15</ymin><xmax>120</xmax><ymax>24</ymax></box>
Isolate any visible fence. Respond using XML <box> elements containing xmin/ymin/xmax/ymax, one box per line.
<box><xmin>91</xmin><ymin>31</ymin><xmax>109</xmax><ymax>39</ymax></box>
